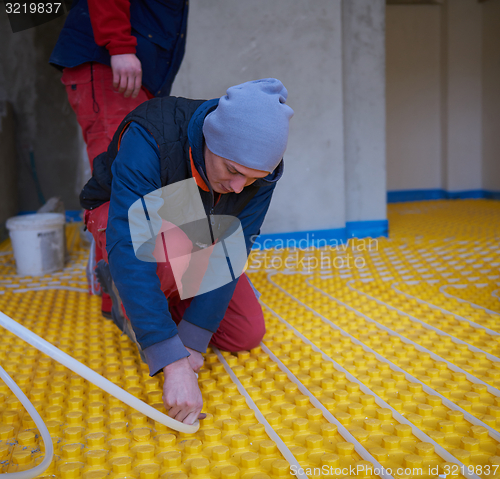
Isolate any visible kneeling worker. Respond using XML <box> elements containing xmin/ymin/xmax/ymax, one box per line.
<box><xmin>80</xmin><ymin>78</ymin><xmax>294</xmax><ymax>425</ymax></box>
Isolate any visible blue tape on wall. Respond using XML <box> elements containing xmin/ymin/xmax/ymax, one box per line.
<box><xmin>251</xmin><ymin>228</ymin><xmax>345</xmax><ymax>250</ymax></box>
<box><xmin>65</xmin><ymin>211</ymin><xmax>83</xmax><ymax>222</ymax></box>
<box><xmin>16</xmin><ymin>210</ymin><xmax>388</xmax><ymax>250</ymax></box>
<box><xmin>18</xmin><ymin>190</ymin><xmax>498</xmax><ymax>252</ymax></box>
<box><xmin>387</xmin><ymin>189</ymin><xmax>446</xmax><ymax>202</ymax></box>
<box><xmin>387</xmin><ymin>189</ymin><xmax>500</xmax><ymax>203</ymax></box>
<box><xmin>485</xmin><ymin>191</ymin><xmax>500</xmax><ymax>200</ymax></box>
<box><xmin>18</xmin><ymin>210</ymin><xmax>83</xmax><ymax>222</ymax></box>
<box><xmin>446</xmin><ymin>190</ymin><xmax>485</xmax><ymax>199</ymax></box>
<box><xmin>252</xmin><ymin>219</ymin><xmax>388</xmax><ymax>250</ymax></box>
<box><xmin>346</xmin><ymin>219</ymin><xmax>389</xmax><ymax>239</ymax></box>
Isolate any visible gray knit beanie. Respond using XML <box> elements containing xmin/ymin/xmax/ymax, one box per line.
<box><xmin>203</xmin><ymin>78</ymin><xmax>294</xmax><ymax>173</ymax></box>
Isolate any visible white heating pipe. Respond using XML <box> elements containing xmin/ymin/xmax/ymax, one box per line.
<box><xmin>0</xmin><ymin>364</ymin><xmax>53</xmax><ymax>478</ymax></box>
<box><xmin>0</xmin><ymin>311</ymin><xmax>199</xmax><ymax>434</ymax></box>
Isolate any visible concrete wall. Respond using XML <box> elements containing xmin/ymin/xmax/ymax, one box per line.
<box><xmin>444</xmin><ymin>0</ymin><xmax>482</xmax><ymax>192</ymax></box>
<box><xmin>171</xmin><ymin>0</ymin><xmax>347</xmax><ymax>233</ymax></box>
<box><xmin>0</xmin><ymin>11</ymin><xmax>83</xmax><ymax>213</ymax></box>
<box><xmin>482</xmin><ymin>0</ymin><xmax>500</xmax><ymax>192</ymax></box>
<box><xmin>0</xmin><ymin>102</ymin><xmax>18</xmax><ymax>240</ymax></box>
<box><xmin>1</xmin><ymin>0</ymin><xmax>497</xmax><ymax>238</ymax></box>
<box><xmin>386</xmin><ymin>5</ymin><xmax>442</xmax><ymax>191</ymax></box>
<box><xmin>342</xmin><ymin>0</ymin><xmax>386</xmax><ymax>222</ymax></box>
<box><xmin>172</xmin><ymin>0</ymin><xmax>387</xmax><ymax>234</ymax></box>
<box><xmin>386</xmin><ymin>0</ymin><xmax>500</xmax><ymax>195</ymax></box>
<box><xmin>0</xmin><ymin>0</ymin><xmax>388</xmax><ymax>236</ymax></box>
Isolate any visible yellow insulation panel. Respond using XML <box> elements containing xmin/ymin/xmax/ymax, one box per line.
<box><xmin>0</xmin><ymin>199</ymin><xmax>498</xmax><ymax>478</ymax></box>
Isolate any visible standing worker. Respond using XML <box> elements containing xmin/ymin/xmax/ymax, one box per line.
<box><xmin>80</xmin><ymin>78</ymin><xmax>294</xmax><ymax>425</ymax></box>
<box><xmin>49</xmin><ymin>0</ymin><xmax>189</xmax><ymax>316</ymax></box>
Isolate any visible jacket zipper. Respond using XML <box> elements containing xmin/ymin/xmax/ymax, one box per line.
<box><xmin>209</xmin><ymin>195</ymin><xmax>223</xmax><ymax>242</ymax></box>
<box><xmin>210</xmin><ymin>188</ymin><xmax>223</xmax><ymax>226</ymax></box>
<box><xmin>207</xmin><ymin>206</ymin><xmax>215</xmax><ymax>244</ymax></box>
<box><xmin>191</xmin><ymin>148</ymin><xmax>217</xmax><ymax>238</ymax></box>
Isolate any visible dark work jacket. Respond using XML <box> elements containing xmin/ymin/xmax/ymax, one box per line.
<box><xmin>49</xmin><ymin>0</ymin><xmax>188</xmax><ymax>96</ymax></box>
<box><xmin>80</xmin><ymin>97</ymin><xmax>283</xmax><ymax>221</ymax></box>
<box><xmin>80</xmin><ymin>97</ymin><xmax>283</xmax><ymax>374</ymax></box>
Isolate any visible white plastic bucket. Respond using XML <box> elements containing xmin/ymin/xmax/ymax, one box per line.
<box><xmin>6</xmin><ymin>213</ymin><xmax>66</xmax><ymax>276</ymax></box>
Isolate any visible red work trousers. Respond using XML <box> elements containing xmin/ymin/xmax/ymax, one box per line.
<box><xmin>85</xmin><ymin>202</ymin><xmax>266</xmax><ymax>352</ymax></box>
<box><xmin>61</xmin><ymin>62</ymin><xmax>152</xmax><ymax>171</ymax></box>
<box><xmin>62</xmin><ymin>62</ymin><xmax>151</xmax><ymax>312</ymax></box>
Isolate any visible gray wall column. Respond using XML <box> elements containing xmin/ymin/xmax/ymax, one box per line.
<box><xmin>443</xmin><ymin>0</ymin><xmax>482</xmax><ymax>192</ymax></box>
<box><xmin>342</xmin><ymin>0</ymin><xmax>387</xmax><ymax>223</ymax></box>
<box><xmin>171</xmin><ymin>0</ymin><xmax>346</xmax><ymax>234</ymax></box>
<box><xmin>482</xmin><ymin>0</ymin><xmax>500</xmax><ymax>192</ymax></box>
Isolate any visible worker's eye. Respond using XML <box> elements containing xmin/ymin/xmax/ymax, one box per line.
<box><xmin>227</xmin><ymin>167</ymin><xmax>237</xmax><ymax>175</ymax></box>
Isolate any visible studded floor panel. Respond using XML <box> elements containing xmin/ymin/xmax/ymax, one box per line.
<box><xmin>0</xmin><ymin>199</ymin><xmax>499</xmax><ymax>479</ymax></box>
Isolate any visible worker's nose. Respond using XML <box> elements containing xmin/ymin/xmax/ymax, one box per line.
<box><xmin>230</xmin><ymin>176</ymin><xmax>246</xmax><ymax>194</ymax></box>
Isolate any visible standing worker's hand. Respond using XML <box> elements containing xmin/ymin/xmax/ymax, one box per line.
<box><xmin>163</xmin><ymin>357</ymin><xmax>205</xmax><ymax>425</ymax></box>
<box><xmin>110</xmin><ymin>53</ymin><xmax>142</xmax><ymax>99</ymax></box>
<box><xmin>186</xmin><ymin>347</ymin><xmax>204</xmax><ymax>373</ymax></box>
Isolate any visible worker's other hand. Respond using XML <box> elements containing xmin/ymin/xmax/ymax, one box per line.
<box><xmin>185</xmin><ymin>347</ymin><xmax>204</xmax><ymax>373</ymax></box>
<box><xmin>163</xmin><ymin>357</ymin><xmax>206</xmax><ymax>425</ymax></box>
<box><xmin>110</xmin><ymin>53</ymin><xmax>142</xmax><ymax>99</ymax></box>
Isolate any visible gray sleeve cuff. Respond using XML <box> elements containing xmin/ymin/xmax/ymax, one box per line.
<box><xmin>177</xmin><ymin>320</ymin><xmax>213</xmax><ymax>353</ymax></box>
<box><xmin>143</xmin><ymin>334</ymin><xmax>189</xmax><ymax>376</ymax></box>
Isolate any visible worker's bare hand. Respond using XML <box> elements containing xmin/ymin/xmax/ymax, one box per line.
<box><xmin>110</xmin><ymin>53</ymin><xmax>142</xmax><ymax>99</ymax></box>
<box><xmin>186</xmin><ymin>347</ymin><xmax>204</xmax><ymax>373</ymax></box>
<box><xmin>163</xmin><ymin>357</ymin><xmax>205</xmax><ymax>424</ymax></box>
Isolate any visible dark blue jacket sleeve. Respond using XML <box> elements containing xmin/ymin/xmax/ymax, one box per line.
<box><xmin>106</xmin><ymin>122</ymin><xmax>189</xmax><ymax>375</ymax></box>
<box><xmin>181</xmin><ymin>182</ymin><xmax>276</xmax><ymax>343</ymax></box>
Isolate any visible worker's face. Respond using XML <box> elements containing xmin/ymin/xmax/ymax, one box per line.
<box><xmin>204</xmin><ymin>144</ymin><xmax>270</xmax><ymax>194</ymax></box>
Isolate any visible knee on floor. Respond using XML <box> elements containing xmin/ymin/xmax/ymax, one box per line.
<box><xmin>239</xmin><ymin>317</ymin><xmax>266</xmax><ymax>351</ymax></box>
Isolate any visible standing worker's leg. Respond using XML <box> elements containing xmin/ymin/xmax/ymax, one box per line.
<box><xmin>86</xmin><ymin>205</ymin><xmax>189</xmax><ymax>328</ymax></box>
<box><xmin>84</xmin><ymin>202</ymin><xmax>111</xmax><ymax>263</ymax></box>
<box><xmin>61</xmin><ymin>62</ymin><xmax>151</xmax><ymax>170</ymax></box>
<box><xmin>61</xmin><ymin>62</ymin><xmax>151</xmax><ymax>315</ymax></box>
